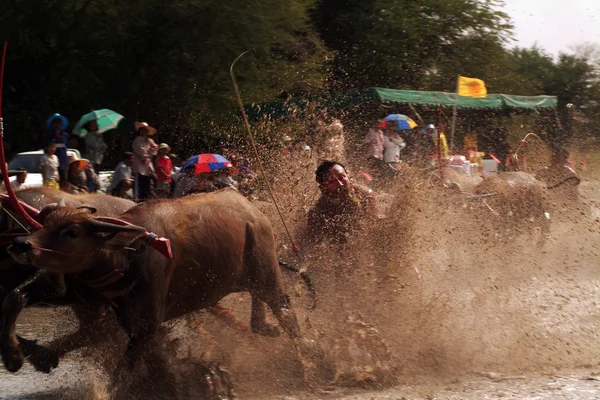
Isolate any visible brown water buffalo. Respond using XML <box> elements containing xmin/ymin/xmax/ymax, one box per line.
<box><xmin>6</xmin><ymin>189</ymin><xmax>300</xmax><ymax>386</ymax></box>
<box><xmin>474</xmin><ymin>171</ymin><xmax>550</xmax><ymax>241</ymax></box>
<box><xmin>0</xmin><ymin>187</ymin><xmax>135</xmax><ymax>372</ymax></box>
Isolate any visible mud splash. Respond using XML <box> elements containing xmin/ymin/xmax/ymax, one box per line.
<box><xmin>2</xmin><ymin>157</ymin><xmax>600</xmax><ymax>399</ymax></box>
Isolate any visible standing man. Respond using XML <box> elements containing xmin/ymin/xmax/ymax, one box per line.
<box><xmin>108</xmin><ymin>152</ymin><xmax>135</xmax><ymax>198</ymax></box>
<box><xmin>83</xmin><ymin>119</ymin><xmax>107</xmax><ymax>174</ymax></box>
<box><xmin>45</xmin><ymin>113</ymin><xmax>70</xmax><ymax>183</ymax></box>
<box><xmin>132</xmin><ymin>121</ymin><xmax>158</xmax><ymax>201</ymax></box>
<box><xmin>154</xmin><ymin>143</ymin><xmax>173</xmax><ymax>198</ymax></box>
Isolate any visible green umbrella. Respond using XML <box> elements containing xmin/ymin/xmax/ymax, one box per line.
<box><xmin>71</xmin><ymin>109</ymin><xmax>125</xmax><ymax>138</ymax></box>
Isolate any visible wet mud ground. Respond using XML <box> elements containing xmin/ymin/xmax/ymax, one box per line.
<box><xmin>2</xmin><ymin>175</ymin><xmax>600</xmax><ymax>399</ymax></box>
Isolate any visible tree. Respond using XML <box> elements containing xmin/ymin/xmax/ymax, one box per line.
<box><xmin>0</xmin><ymin>0</ymin><xmax>330</xmax><ymax>157</ymax></box>
<box><xmin>312</xmin><ymin>0</ymin><xmax>513</xmax><ymax>91</ymax></box>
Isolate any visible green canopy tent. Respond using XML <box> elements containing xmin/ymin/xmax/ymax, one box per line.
<box><xmin>243</xmin><ymin>87</ymin><xmax>558</xmax><ymax>120</ymax></box>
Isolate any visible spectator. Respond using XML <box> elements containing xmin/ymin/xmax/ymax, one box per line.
<box><xmin>83</xmin><ymin>119</ymin><xmax>107</xmax><ymax>174</ymax></box>
<box><xmin>173</xmin><ymin>167</ymin><xmax>203</xmax><ymax>198</ymax></box>
<box><xmin>318</xmin><ymin>119</ymin><xmax>346</xmax><ymax>162</ymax></box>
<box><xmin>304</xmin><ymin>160</ymin><xmax>379</xmax><ymax>245</ymax></box>
<box><xmin>45</xmin><ymin>113</ymin><xmax>70</xmax><ymax>182</ymax></box>
<box><xmin>40</xmin><ymin>142</ymin><xmax>60</xmax><ymax>190</ymax></box>
<box><xmin>66</xmin><ymin>155</ymin><xmax>99</xmax><ymax>193</ymax></box>
<box><xmin>11</xmin><ymin>169</ymin><xmax>29</xmax><ymax>191</ymax></box>
<box><xmin>382</xmin><ymin>125</ymin><xmax>406</xmax><ymax>165</ymax></box>
<box><xmin>132</xmin><ymin>121</ymin><xmax>158</xmax><ymax>201</ymax></box>
<box><xmin>363</xmin><ymin>120</ymin><xmax>385</xmax><ymax>162</ymax></box>
<box><xmin>155</xmin><ymin>143</ymin><xmax>173</xmax><ymax>198</ymax></box>
<box><xmin>108</xmin><ymin>152</ymin><xmax>135</xmax><ymax>198</ymax></box>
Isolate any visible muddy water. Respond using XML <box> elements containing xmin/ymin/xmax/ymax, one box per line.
<box><xmin>2</xmin><ymin>178</ymin><xmax>600</xmax><ymax>399</ymax></box>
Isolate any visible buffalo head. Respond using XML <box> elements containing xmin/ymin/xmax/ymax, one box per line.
<box><xmin>8</xmin><ymin>206</ymin><xmax>146</xmax><ymax>274</ymax></box>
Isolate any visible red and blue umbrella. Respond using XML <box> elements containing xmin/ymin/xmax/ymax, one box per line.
<box><xmin>183</xmin><ymin>153</ymin><xmax>232</xmax><ymax>174</ymax></box>
<box><xmin>384</xmin><ymin>114</ymin><xmax>418</xmax><ymax>131</ymax></box>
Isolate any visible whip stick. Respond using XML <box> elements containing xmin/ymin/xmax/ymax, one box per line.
<box><xmin>230</xmin><ymin>52</ymin><xmax>300</xmax><ymax>253</ymax></box>
<box><xmin>0</xmin><ymin>43</ymin><xmax>42</xmax><ymax>230</ymax></box>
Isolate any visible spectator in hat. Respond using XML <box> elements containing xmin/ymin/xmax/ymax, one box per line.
<box><xmin>132</xmin><ymin>121</ymin><xmax>158</xmax><ymax>200</ymax></box>
<box><xmin>155</xmin><ymin>143</ymin><xmax>173</xmax><ymax>198</ymax></box>
<box><xmin>66</xmin><ymin>154</ymin><xmax>99</xmax><ymax>193</ymax></box>
<box><xmin>45</xmin><ymin>113</ymin><xmax>70</xmax><ymax>182</ymax></box>
<box><xmin>83</xmin><ymin>119</ymin><xmax>107</xmax><ymax>174</ymax></box>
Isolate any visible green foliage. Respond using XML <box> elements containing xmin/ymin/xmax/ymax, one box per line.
<box><xmin>0</xmin><ymin>0</ymin><xmax>329</xmax><ymax>155</ymax></box>
<box><xmin>313</xmin><ymin>0</ymin><xmax>513</xmax><ymax>90</ymax></box>
<box><xmin>2</xmin><ymin>0</ymin><xmax>600</xmax><ymax>159</ymax></box>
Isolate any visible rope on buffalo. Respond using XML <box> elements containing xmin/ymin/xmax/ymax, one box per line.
<box><xmin>230</xmin><ymin>52</ymin><xmax>300</xmax><ymax>253</ymax></box>
<box><xmin>2</xmin><ymin>206</ymin><xmax>31</xmax><ymax>233</ymax></box>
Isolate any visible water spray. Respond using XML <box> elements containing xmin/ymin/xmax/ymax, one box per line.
<box><xmin>230</xmin><ymin>52</ymin><xmax>300</xmax><ymax>253</ymax></box>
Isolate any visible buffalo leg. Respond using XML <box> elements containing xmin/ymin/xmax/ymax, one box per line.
<box><xmin>250</xmin><ymin>294</ymin><xmax>280</xmax><ymax>337</ymax></box>
<box><xmin>1</xmin><ymin>270</ymin><xmax>66</xmax><ymax>373</ymax></box>
<box><xmin>257</xmin><ymin>289</ymin><xmax>300</xmax><ymax>339</ymax></box>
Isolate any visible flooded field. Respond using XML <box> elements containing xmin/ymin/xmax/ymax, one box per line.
<box><xmin>2</xmin><ymin>176</ymin><xmax>600</xmax><ymax>399</ymax></box>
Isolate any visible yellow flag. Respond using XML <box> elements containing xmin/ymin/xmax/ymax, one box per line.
<box><xmin>457</xmin><ymin>76</ymin><xmax>487</xmax><ymax>98</ymax></box>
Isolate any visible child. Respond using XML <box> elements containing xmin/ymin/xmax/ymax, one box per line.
<box><xmin>40</xmin><ymin>142</ymin><xmax>60</xmax><ymax>189</ymax></box>
<box><xmin>155</xmin><ymin>143</ymin><xmax>173</xmax><ymax>197</ymax></box>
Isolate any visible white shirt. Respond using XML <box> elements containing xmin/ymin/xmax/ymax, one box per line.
<box><xmin>109</xmin><ymin>161</ymin><xmax>133</xmax><ymax>192</ymax></box>
<box><xmin>40</xmin><ymin>154</ymin><xmax>59</xmax><ymax>183</ymax></box>
<box><xmin>10</xmin><ymin>179</ymin><xmax>29</xmax><ymax>191</ymax></box>
<box><xmin>383</xmin><ymin>133</ymin><xmax>406</xmax><ymax>163</ymax></box>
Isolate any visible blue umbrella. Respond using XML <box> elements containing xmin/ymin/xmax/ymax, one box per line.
<box><xmin>46</xmin><ymin>113</ymin><xmax>69</xmax><ymax>131</ymax></box>
<box><xmin>384</xmin><ymin>114</ymin><xmax>418</xmax><ymax>131</ymax></box>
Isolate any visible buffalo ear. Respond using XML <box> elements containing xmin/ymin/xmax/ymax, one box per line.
<box><xmin>57</xmin><ymin>198</ymin><xmax>66</xmax><ymax>208</ymax></box>
<box><xmin>86</xmin><ymin>220</ymin><xmax>146</xmax><ymax>250</ymax></box>
<box><xmin>77</xmin><ymin>206</ymin><xmax>97</xmax><ymax>214</ymax></box>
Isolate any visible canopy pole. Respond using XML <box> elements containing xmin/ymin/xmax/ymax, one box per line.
<box><xmin>230</xmin><ymin>52</ymin><xmax>300</xmax><ymax>253</ymax></box>
<box><xmin>436</xmin><ymin>105</ymin><xmax>444</xmax><ymax>184</ymax></box>
<box><xmin>449</xmin><ymin>75</ymin><xmax>460</xmax><ymax>154</ymax></box>
<box><xmin>0</xmin><ymin>43</ymin><xmax>42</xmax><ymax>230</ymax></box>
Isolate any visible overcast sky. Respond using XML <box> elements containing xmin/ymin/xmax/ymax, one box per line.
<box><xmin>501</xmin><ymin>0</ymin><xmax>600</xmax><ymax>56</ymax></box>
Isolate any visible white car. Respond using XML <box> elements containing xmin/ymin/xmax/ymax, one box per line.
<box><xmin>6</xmin><ymin>149</ymin><xmax>113</xmax><ymax>192</ymax></box>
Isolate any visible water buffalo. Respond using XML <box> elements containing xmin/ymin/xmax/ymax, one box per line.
<box><xmin>0</xmin><ymin>187</ymin><xmax>135</xmax><ymax>372</ymax></box>
<box><xmin>6</xmin><ymin>189</ymin><xmax>301</xmax><ymax>387</ymax></box>
<box><xmin>474</xmin><ymin>171</ymin><xmax>550</xmax><ymax>241</ymax></box>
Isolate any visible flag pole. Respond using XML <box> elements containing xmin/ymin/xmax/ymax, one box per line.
<box><xmin>449</xmin><ymin>74</ymin><xmax>460</xmax><ymax>154</ymax></box>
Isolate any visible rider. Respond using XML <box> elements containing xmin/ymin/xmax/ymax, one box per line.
<box><xmin>304</xmin><ymin>160</ymin><xmax>379</xmax><ymax>245</ymax></box>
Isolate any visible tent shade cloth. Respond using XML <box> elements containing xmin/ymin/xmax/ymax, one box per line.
<box><xmin>244</xmin><ymin>87</ymin><xmax>558</xmax><ymax>120</ymax></box>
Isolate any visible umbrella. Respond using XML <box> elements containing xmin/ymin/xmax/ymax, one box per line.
<box><xmin>72</xmin><ymin>109</ymin><xmax>125</xmax><ymax>138</ymax></box>
<box><xmin>46</xmin><ymin>113</ymin><xmax>69</xmax><ymax>131</ymax></box>
<box><xmin>384</xmin><ymin>114</ymin><xmax>418</xmax><ymax>131</ymax></box>
<box><xmin>183</xmin><ymin>154</ymin><xmax>232</xmax><ymax>174</ymax></box>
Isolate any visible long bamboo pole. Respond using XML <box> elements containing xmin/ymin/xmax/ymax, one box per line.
<box><xmin>230</xmin><ymin>52</ymin><xmax>299</xmax><ymax>253</ymax></box>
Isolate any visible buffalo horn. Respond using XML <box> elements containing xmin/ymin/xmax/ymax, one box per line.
<box><xmin>87</xmin><ymin>220</ymin><xmax>146</xmax><ymax>234</ymax></box>
<box><xmin>38</xmin><ymin>203</ymin><xmax>59</xmax><ymax>222</ymax></box>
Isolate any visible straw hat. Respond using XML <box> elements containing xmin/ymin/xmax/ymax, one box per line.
<box><xmin>158</xmin><ymin>143</ymin><xmax>171</xmax><ymax>151</ymax></box>
<box><xmin>68</xmin><ymin>154</ymin><xmax>88</xmax><ymax>170</ymax></box>
<box><xmin>134</xmin><ymin>121</ymin><xmax>157</xmax><ymax>136</ymax></box>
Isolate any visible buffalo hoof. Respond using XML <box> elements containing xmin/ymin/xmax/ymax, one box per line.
<box><xmin>2</xmin><ymin>345</ymin><xmax>25</xmax><ymax>373</ymax></box>
<box><xmin>29</xmin><ymin>347</ymin><xmax>60</xmax><ymax>373</ymax></box>
<box><xmin>252</xmin><ymin>323</ymin><xmax>280</xmax><ymax>338</ymax></box>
